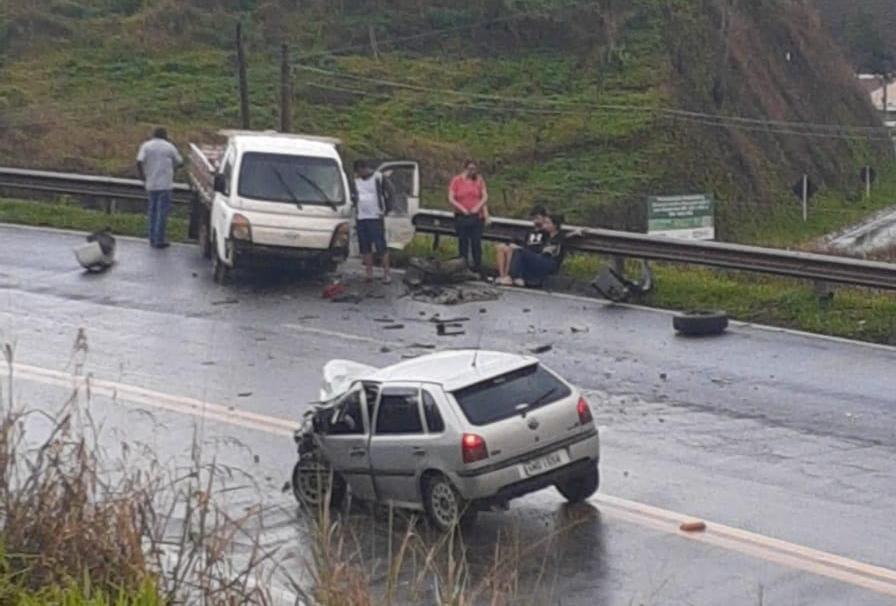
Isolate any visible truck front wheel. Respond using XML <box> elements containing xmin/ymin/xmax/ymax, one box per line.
<box><xmin>211</xmin><ymin>237</ymin><xmax>230</xmax><ymax>285</ymax></box>
<box><xmin>198</xmin><ymin>215</ymin><xmax>211</xmax><ymax>259</ymax></box>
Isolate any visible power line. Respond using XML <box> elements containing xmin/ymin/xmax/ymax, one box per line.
<box><xmin>292</xmin><ymin>2</ymin><xmax>589</xmax><ymax>62</ymax></box>
<box><xmin>297</xmin><ymin>64</ymin><xmax>893</xmax><ymax>138</ymax></box>
<box><xmin>304</xmin><ymin>80</ymin><xmax>895</xmax><ymax>142</ymax></box>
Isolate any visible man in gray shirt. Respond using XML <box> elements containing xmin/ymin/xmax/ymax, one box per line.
<box><xmin>137</xmin><ymin>127</ymin><xmax>183</xmax><ymax>249</ymax></box>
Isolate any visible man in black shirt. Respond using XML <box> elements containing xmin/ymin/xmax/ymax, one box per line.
<box><xmin>509</xmin><ymin>213</ymin><xmax>565</xmax><ymax>287</ymax></box>
<box><xmin>495</xmin><ymin>204</ymin><xmax>547</xmax><ymax>286</ymax></box>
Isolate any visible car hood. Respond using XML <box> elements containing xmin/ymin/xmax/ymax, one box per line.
<box><xmin>320</xmin><ymin>359</ymin><xmax>378</xmax><ymax>401</ymax></box>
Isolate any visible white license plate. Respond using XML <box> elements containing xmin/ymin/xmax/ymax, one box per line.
<box><xmin>520</xmin><ymin>449</ymin><xmax>569</xmax><ymax>478</ymax></box>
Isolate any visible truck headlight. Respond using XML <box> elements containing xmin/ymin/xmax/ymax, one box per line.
<box><xmin>332</xmin><ymin>222</ymin><xmax>350</xmax><ymax>249</ymax></box>
<box><xmin>230</xmin><ymin>214</ymin><xmax>252</xmax><ymax>242</ymax></box>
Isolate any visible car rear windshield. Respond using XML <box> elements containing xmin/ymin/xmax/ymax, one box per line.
<box><xmin>238</xmin><ymin>152</ymin><xmax>345</xmax><ymax>206</ymax></box>
<box><xmin>452</xmin><ymin>364</ymin><xmax>571</xmax><ymax>426</ymax></box>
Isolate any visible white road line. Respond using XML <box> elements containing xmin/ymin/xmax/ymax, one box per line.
<box><xmin>9</xmin><ymin>359</ymin><xmax>896</xmax><ymax>598</ymax></box>
<box><xmin>283</xmin><ymin>323</ymin><xmax>405</xmax><ymax>348</ymax></box>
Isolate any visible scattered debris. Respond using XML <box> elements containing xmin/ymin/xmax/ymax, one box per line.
<box><xmin>253</xmin><ymin>454</ymin><xmax>260</xmax><ymax>464</ymax></box>
<box><xmin>382</xmin><ymin>324</ymin><xmax>405</xmax><ymax>330</ymax></box>
<box><xmin>429</xmin><ymin>316</ymin><xmax>470</xmax><ymax>324</ymax></box>
<box><xmin>297</xmin><ymin>315</ymin><xmax>319</xmax><ymax>321</ymax></box>
<box><xmin>570</xmin><ymin>325</ymin><xmax>589</xmax><ymax>334</ymax></box>
<box><xmin>201</xmin><ymin>361</ymin><xmax>215</xmax><ymax>366</ymax></box>
<box><xmin>479</xmin><ymin>308</ymin><xmax>488</xmax><ymax>314</ymax></box>
<box><xmin>659</xmin><ymin>373</ymin><xmax>668</xmax><ymax>381</ymax></box>
<box><xmin>373</xmin><ymin>317</ymin><xmax>395</xmax><ymax>323</ymax></box>
<box><xmin>321</xmin><ymin>283</ymin><xmax>347</xmax><ymax>299</ymax></box>
<box><xmin>211</xmin><ymin>298</ymin><xmax>239</xmax><ymax>306</ymax></box>
<box><xmin>658</xmin><ymin>417</ymin><xmax>665</xmax><ymax>423</ymax></box>
<box><xmin>380</xmin><ymin>346</ymin><xmax>392</xmax><ymax>353</ymax></box>
<box><xmin>237</xmin><ymin>392</ymin><xmax>253</xmax><ymax>398</ymax></box>
<box><xmin>436</xmin><ymin>323</ymin><xmax>464</xmax><ymax>336</ymax></box>
<box><xmin>529</xmin><ymin>344</ymin><xmax>553</xmax><ymax>354</ymax></box>
<box><xmin>74</xmin><ymin>229</ymin><xmax>116</xmax><ymax>273</ymax></box>
<box><xmin>679</xmin><ymin>520</ymin><xmax>707</xmax><ymax>533</ymax></box>
<box><xmin>410</xmin><ymin>342</ymin><xmax>436</xmax><ymax>349</ymax></box>
<box><xmin>282</xmin><ymin>481</ymin><xmax>291</xmax><ymax>493</ymax></box>
<box><xmin>523</xmin><ymin>308</ymin><xmax>531</xmax><ymax>313</ymax></box>
<box><xmin>332</xmin><ymin>293</ymin><xmax>363</xmax><ymax>304</ymax></box>
<box><xmin>192</xmin><ymin>272</ymin><xmax>199</xmax><ymax>278</ymax></box>
<box><xmin>409</xmin><ymin>284</ymin><xmax>500</xmax><ymax>305</ymax></box>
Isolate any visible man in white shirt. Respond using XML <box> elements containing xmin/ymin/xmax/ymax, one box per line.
<box><xmin>353</xmin><ymin>159</ymin><xmax>393</xmax><ymax>284</ymax></box>
<box><xmin>137</xmin><ymin>127</ymin><xmax>183</xmax><ymax>249</ymax></box>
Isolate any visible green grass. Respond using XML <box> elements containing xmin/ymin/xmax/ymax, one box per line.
<box><xmin>0</xmin><ymin>197</ymin><xmax>189</xmax><ymax>241</ymax></box>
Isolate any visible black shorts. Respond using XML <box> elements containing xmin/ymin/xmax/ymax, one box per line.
<box><xmin>357</xmin><ymin>218</ymin><xmax>387</xmax><ymax>255</ymax></box>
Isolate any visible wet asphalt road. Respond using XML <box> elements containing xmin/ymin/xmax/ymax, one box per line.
<box><xmin>2</xmin><ymin>224</ymin><xmax>896</xmax><ymax>605</ymax></box>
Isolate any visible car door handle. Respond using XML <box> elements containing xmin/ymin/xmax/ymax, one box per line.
<box><xmin>412</xmin><ymin>447</ymin><xmax>427</xmax><ymax>457</ymax></box>
<box><xmin>349</xmin><ymin>447</ymin><xmax>367</xmax><ymax>457</ymax></box>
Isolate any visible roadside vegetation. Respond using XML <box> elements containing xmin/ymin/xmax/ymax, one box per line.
<box><xmin>0</xmin><ymin>337</ymin><xmax>577</xmax><ymax>604</ymax></box>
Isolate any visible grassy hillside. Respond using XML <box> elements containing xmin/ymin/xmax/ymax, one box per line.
<box><xmin>0</xmin><ymin>0</ymin><xmax>892</xmax><ymax>242</ymax></box>
<box><xmin>814</xmin><ymin>0</ymin><xmax>896</xmax><ymax>71</ymax></box>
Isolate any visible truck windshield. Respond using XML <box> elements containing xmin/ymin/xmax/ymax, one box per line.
<box><xmin>451</xmin><ymin>364</ymin><xmax>571</xmax><ymax>426</ymax></box>
<box><xmin>238</xmin><ymin>153</ymin><xmax>345</xmax><ymax>206</ymax></box>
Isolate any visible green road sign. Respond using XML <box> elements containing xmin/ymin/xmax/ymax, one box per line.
<box><xmin>647</xmin><ymin>194</ymin><xmax>715</xmax><ymax>241</ymax></box>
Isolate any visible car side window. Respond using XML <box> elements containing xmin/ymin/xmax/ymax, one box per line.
<box><xmin>375</xmin><ymin>388</ymin><xmax>423</xmax><ymax>435</ymax></box>
<box><xmin>329</xmin><ymin>390</ymin><xmax>365</xmax><ymax>435</ymax></box>
<box><xmin>422</xmin><ymin>390</ymin><xmax>445</xmax><ymax>434</ymax></box>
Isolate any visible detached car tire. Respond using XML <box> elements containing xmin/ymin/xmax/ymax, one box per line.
<box><xmin>673</xmin><ymin>310</ymin><xmax>729</xmax><ymax>336</ymax></box>
<box><xmin>556</xmin><ymin>464</ymin><xmax>600</xmax><ymax>503</ymax></box>
<box><xmin>423</xmin><ymin>474</ymin><xmax>475</xmax><ymax>532</ymax></box>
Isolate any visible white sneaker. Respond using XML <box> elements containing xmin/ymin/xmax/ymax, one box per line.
<box><xmin>497</xmin><ymin>276</ymin><xmax>512</xmax><ymax>286</ymax></box>
<box><xmin>513</xmin><ymin>279</ymin><xmax>525</xmax><ymax>287</ymax></box>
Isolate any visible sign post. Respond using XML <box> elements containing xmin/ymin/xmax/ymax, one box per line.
<box><xmin>646</xmin><ymin>194</ymin><xmax>715</xmax><ymax>241</ymax></box>
<box><xmin>802</xmin><ymin>174</ymin><xmax>808</xmax><ymax>223</ymax></box>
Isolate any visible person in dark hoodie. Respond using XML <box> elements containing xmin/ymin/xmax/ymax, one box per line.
<box><xmin>494</xmin><ymin>204</ymin><xmax>548</xmax><ymax>286</ymax></box>
<box><xmin>508</xmin><ymin>212</ymin><xmax>565</xmax><ymax>287</ymax></box>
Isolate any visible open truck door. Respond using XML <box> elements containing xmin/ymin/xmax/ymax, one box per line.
<box><xmin>377</xmin><ymin>161</ymin><xmax>420</xmax><ymax>251</ymax></box>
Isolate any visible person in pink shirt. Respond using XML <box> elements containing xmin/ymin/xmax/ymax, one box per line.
<box><xmin>448</xmin><ymin>159</ymin><xmax>489</xmax><ymax>273</ymax></box>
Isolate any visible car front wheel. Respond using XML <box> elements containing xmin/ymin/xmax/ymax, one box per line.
<box><xmin>423</xmin><ymin>474</ymin><xmax>475</xmax><ymax>532</ymax></box>
<box><xmin>555</xmin><ymin>464</ymin><xmax>600</xmax><ymax>503</ymax></box>
<box><xmin>291</xmin><ymin>454</ymin><xmax>346</xmax><ymax>510</ymax></box>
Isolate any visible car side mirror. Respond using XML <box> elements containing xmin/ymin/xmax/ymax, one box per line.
<box><xmin>213</xmin><ymin>173</ymin><xmax>226</xmax><ymax>194</ymax></box>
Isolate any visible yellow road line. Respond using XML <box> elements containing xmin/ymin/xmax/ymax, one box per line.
<box><xmin>9</xmin><ymin>361</ymin><xmax>896</xmax><ymax>598</ymax></box>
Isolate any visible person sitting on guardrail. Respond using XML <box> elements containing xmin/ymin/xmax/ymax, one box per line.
<box><xmin>509</xmin><ymin>213</ymin><xmax>565</xmax><ymax>287</ymax></box>
<box><xmin>137</xmin><ymin>127</ymin><xmax>183</xmax><ymax>249</ymax></box>
<box><xmin>495</xmin><ymin>204</ymin><xmax>548</xmax><ymax>286</ymax></box>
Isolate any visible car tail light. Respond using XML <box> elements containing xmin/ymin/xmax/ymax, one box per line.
<box><xmin>462</xmin><ymin>433</ymin><xmax>488</xmax><ymax>464</ymax></box>
<box><xmin>231</xmin><ymin>214</ymin><xmax>252</xmax><ymax>241</ymax></box>
<box><xmin>577</xmin><ymin>397</ymin><xmax>593</xmax><ymax>425</ymax></box>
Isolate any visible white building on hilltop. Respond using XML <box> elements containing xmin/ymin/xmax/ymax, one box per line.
<box><xmin>858</xmin><ymin>74</ymin><xmax>896</xmax><ymax>128</ymax></box>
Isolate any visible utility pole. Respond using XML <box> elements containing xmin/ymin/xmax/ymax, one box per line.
<box><xmin>801</xmin><ymin>173</ymin><xmax>808</xmax><ymax>223</ymax></box>
<box><xmin>280</xmin><ymin>43</ymin><xmax>293</xmax><ymax>133</ymax></box>
<box><xmin>236</xmin><ymin>23</ymin><xmax>251</xmax><ymax>130</ymax></box>
<box><xmin>368</xmin><ymin>25</ymin><xmax>380</xmax><ymax>61</ymax></box>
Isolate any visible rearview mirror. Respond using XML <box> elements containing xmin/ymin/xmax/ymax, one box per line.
<box><xmin>213</xmin><ymin>173</ymin><xmax>226</xmax><ymax>194</ymax></box>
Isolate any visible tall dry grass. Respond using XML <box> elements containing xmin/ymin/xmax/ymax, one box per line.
<box><xmin>0</xmin><ymin>342</ymin><xmax>281</xmax><ymax>604</ymax></box>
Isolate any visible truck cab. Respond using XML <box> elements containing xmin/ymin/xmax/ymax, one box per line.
<box><xmin>188</xmin><ymin>131</ymin><xmax>418</xmax><ymax>283</ymax></box>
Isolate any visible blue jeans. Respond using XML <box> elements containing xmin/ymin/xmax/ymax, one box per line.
<box><xmin>147</xmin><ymin>190</ymin><xmax>172</xmax><ymax>245</ymax></box>
<box><xmin>455</xmin><ymin>214</ymin><xmax>483</xmax><ymax>271</ymax></box>
<box><xmin>510</xmin><ymin>249</ymin><xmax>558</xmax><ymax>284</ymax></box>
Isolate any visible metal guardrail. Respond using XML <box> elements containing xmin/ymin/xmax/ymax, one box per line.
<box><xmin>2</xmin><ymin>166</ymin><xmax>896</xmax><ymax>291</ymax></box>
<box><xmin>413</xmin><ymin>210</ymin><xmax>896</xmax><ymax>291</ymax></box>
<box><xmin>0</xmin><ymin>167</ymin><xmax>193</xmax><ymax>205</ymax></box>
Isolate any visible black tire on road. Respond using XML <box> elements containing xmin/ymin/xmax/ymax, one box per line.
<box><xmin>673</xmin><ymin>310</ymin><xmax>729</xmax><ymax>336</ymax></box>
<box><xmin>198</xmin><ymin>215</ymin><xmax>211</xmax><ymax>259</ymax></box>
<box><xmin>291</xmin><ymin>456</ymin><xmax>346</xmax><ymax>510</ymax></box>
<box><xmin>422</xmin><ymin>474</ymin><xmax>475</xmax><ymax>532</ymax></box>
<box><xmin>556</xmin><ymin>464</ymin><xmax>600</xmax><ymax>503</ymax></box>
<box><xmin>211</xmin><ymin>237</ymin><xmax>230</xmax><ymax>285</ymax></box>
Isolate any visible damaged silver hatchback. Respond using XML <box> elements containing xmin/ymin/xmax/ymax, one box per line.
<box><xmin>291</xmin><ymin>350</ymin><xmax>600</xmax><ymax>531</ymax></box>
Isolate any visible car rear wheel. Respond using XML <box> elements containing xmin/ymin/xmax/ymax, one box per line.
<box><xmin>291</xmin><ymin>454</ymin><xmax>346</xmax><ymax>510</ymax></box>
<box><xmin>556</xmin><ymin>464</ymin><xmax>600</xmax><ymax>503</ymax></box>
<box><xmin>423</xmin><ymin>474</ymin><xmax>475</xmax><ymax>532</ymax></box>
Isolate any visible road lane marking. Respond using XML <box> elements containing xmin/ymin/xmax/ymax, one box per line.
<box><xmin>595</xmin><ymin>495</ymin><xmax>896</xmax><ymax>597</ymax></box>
<box><xmin>283</xmin><ymin>323</ymin><xmax>405</xmax><ymax>348</ymax></box>
<box><xmin>12</xmin><ymin>362</ymin><xmax>299</xmax><ymax>437</ymax></box>
<box><xmin>10</xmin><ymin>360</ymin><xmax>896</xmax><ymax>598</ymax></box>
